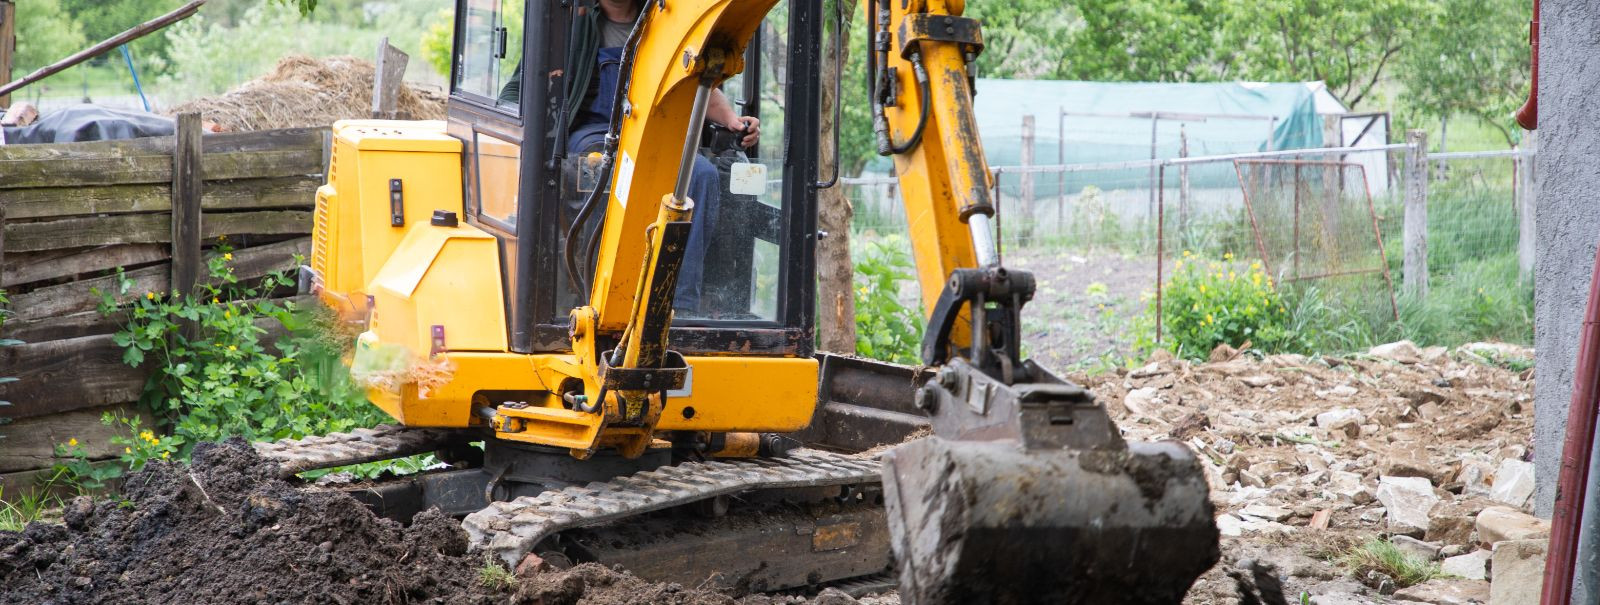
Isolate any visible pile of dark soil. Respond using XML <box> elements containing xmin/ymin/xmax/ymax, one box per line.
<box><xmin>0</xmin><ymin>440</ymin><xmax>888</xmax><ymax>605</ymax></box>
<box><xmin>0</xmin><ymin>439</ymin><xmax>500</xmax><ymax>605</ymax></box>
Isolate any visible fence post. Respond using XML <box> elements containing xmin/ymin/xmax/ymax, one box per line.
<box><xmin>171</xmin><ymin>113</ymin><xmax>203</xmax><ymax>298</ymax></box>
<box><xmin>1518</xmin><ymin>130</ymin><xmax>1538</xmax><ymax>280</ymax></box>
<box><xmin>1057</xmin><ymin>108</ymin><xmax>1066</xmax><ymax>233</ymax></box>
<box><xmin>1403</xmin><ymin>129</ymin><xmax>1429</xmax><ymax>299</ymax></box>
<box><xmin>1020</xmin><ymin>114</ymin><xmax>1035</xmax><ymax>240</ymax></box>
<box><xmin>0</xmin><ymin>1</ymin><xmax>14</xmax><ymax>108</ymax></box>
<box><xmin>1178</xmin><ymin>125</ymin><xmax>1190</xmax><ymax>233</ymax></box>
<box><xmin>372</xmin><ymin>37</ymin><xmax>409</xmax><ymax>120</ymax></box>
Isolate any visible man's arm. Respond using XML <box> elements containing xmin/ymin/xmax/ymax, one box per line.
<box><xmin>706</xmin><ymin>88</ymin><xmax>760</xmax><ymax>148</ymax></box>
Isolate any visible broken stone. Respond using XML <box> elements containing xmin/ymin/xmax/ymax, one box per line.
<box><xmin>1439</xmin><ymin>549</ymin><xmax>1491</xmax><ymax>581</ymax></box>
<box><xmin>1316</xmin><ymin>408</ymin><xmax>1365</xmax><ymax>438</ymax></box>
<box><xmin>1456</xmin><ymin>460</ymin><xmax>1494</xmax><ymax>497</ymax></box>
<box><xmin>1415</xmin><ymin>401</ymin><xmax>1444</xmax><ymax>421</ymax></box>
<box><xmin>1240</xmin><ymin>504</ymin><xmax>1292</xmax><ymax>522</ymax></box>
<box><xmin>1475</xmin><ymin>506</ymin><xmax>1550</xmax><ymax>546</ymax></box>
<box><xmin>1375</xmin><ymin>476</ymin><xmax>1439</xmax><ymax>534</ymax></box>
<box><xmin>1389</xmin><ymin>535</ymin><xmax>1441</xmax><ymax>562</ymax></box>
<box><xmin>1309</xmin><ymin>509</ymin><xmax>1332</xmax><ymax>530</ymax></box>
<box><xmin>1488</xmin><ymin>539</ymin><xmax>1546</xmax><ymax>605</ymax></box>
<box><xmin>1128</xmin><ymin>362</ymin><xmax>1170</xmax><ymax>379</ymax></box>
<box><xmin>1487</xmin><ymin>459</ymin><xmax>1535</xmax><ymax>508</ymax></box>
<box><xmin>1381</xmin><ymin>447</ymin><xmax>1444</xmax><ymax>483</ymax></box>
<box><xmin>1327</xmin><ymin>470</ymin><xmax>1370</xmax><ymax>503</ymax></box>
<box><xmin>1214</xmin><ymin>438</ymin><xmax>1236</xmax><ymax>455</ymax></box>
<box><xmin>1123</xmin><ymin>387</ymin><xmax>1162</xmax><ymax>416</ymax></box>
<box><xmin>1425</xmin><ymin>515</ymin><xmax>1475</xmax><ymax>546</ymax></box>
<box><xmin>1240</xmin><ymin>374</ymin><xmax>1283</xmax><ymax>387</ymax></box>
<box><xmin>1370</xmin><ymin>340</ymin><xmax>1424</xmax><ymax>364</ymax></box>
<box><xmin>1393</xmin><ymin>577</ymin><xmax>1491</xmax><ymax>605</ymax></box>
<box><xmin>1216</xmin><ymin>514</ymin><xmax>1245</xmax><ymax>537</ymax></box>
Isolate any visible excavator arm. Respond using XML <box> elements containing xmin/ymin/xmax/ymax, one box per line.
<box><xmin>866</xmin><ymin>0</ymin><xmax>1222</xmax><ymax>602</ymax></box>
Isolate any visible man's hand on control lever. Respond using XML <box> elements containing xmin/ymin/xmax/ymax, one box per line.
<box><xmin>708</xmin><ymin>88</ymin><xmax>760</xmax><ymax>149</ymax></box>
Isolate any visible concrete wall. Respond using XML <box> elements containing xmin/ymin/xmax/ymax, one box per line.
<box><xmin>1534</xmin><ymin>1</ymin><xmax>1600</xmax><ymax>602</ymax></box>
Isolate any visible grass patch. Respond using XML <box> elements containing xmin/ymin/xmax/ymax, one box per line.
<box><xmin>1339</xmin><ymin>538</ymin><xmax>1440</xmax><ymax>588</ymax></box>
<box><xmin>478</xmin><ymin>556</ymin><xmax>517</xmax><ymax>591</ymax></box>
<box><xmin>0</xmin><ymin>486</ymin><xmax>61</xmax><ymax>533</ymax></box>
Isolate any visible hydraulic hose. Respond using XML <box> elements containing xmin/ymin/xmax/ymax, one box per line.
<box><xmin>866</xmin><ymin>0</ymin><xmax>929</xmax><ymax>157</ymax></box>
<box><xmin>564</xmin><ymin>0</ymin><xmax>659</xmax><ymax>298</ymax></box>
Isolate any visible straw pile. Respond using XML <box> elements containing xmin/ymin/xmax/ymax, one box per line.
<box><xmin>166</xmin><ymin>55</ymin><xmax>447</xmax><ymax>132</ymax></box>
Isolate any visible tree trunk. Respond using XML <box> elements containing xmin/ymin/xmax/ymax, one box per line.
<box><xmin>816</xmin><ymin>0</ymin><xmax>858</xmax><ymax>354</ymax></box>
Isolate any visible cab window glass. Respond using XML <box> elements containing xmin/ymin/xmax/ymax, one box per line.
<box><xmin>456</xmin><ymin>0</ymin><xmax>525</xmax><ymax>110</ymax></box>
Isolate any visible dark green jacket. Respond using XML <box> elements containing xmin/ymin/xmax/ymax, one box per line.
<box><xmin>498</xmin><ymin>5</ymin><xmax>602</xmax><ymax>135</ymax></box>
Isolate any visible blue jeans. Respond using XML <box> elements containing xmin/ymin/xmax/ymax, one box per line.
<box><xmin>569</xmin><ymin>122</ymin><xmax>720</xmax><ymax>313</ymax></box>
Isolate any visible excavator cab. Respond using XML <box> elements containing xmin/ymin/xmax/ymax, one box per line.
<box><xmin>444</xmin><ymin>0</ymin><xmax>820</xmax><ymax>349</ymax></box>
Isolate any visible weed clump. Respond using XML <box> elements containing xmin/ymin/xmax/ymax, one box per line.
<box><xmin>1339</xmin><ymin>538</ymin><xmax>1439</xmax><ymax>589</ymax></box>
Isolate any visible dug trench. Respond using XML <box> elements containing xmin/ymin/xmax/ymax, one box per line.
<box><xmin>0</xmin><ymin>440</ymin><xmax>890</xmax><ymax>605</ymax></box>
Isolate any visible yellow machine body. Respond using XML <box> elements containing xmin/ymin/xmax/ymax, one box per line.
<box><xmin>310</xmin><ymin>118</ymin><xmax>817</xmax><ymax>457</ymax></box>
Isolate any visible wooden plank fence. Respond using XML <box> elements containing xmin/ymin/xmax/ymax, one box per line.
<box><xmin>0</xmin><ymin>120</ymin><xmax>327</xmax><ymax>487</ymax></box>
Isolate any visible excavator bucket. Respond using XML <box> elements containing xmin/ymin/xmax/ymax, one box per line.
<box><xmin>879</xmin><ymin>358</ymin><xmax>1220</xmax><ymax>604</ymax></box>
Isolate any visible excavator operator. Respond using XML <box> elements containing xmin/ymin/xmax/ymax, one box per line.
<box><xmin>500</xmin><ymin>0</ymin><xmax>759</xmax><ymax>313</ymax></box>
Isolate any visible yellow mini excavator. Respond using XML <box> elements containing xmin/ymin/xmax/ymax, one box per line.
<box><xmin>264</xmin><ymin>0</ymin><xmax>1220</xmax><ymax>601</ymax></box>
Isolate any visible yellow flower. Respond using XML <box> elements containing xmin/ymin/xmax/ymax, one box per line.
<box><xmin>1182</xmin><ymin>250</ymin><xmax>1193</xmax><ymax>258</ymax></box>
<box><xmin>1191</xmin><ymin>303</ymin><xmax>1199</xmax><ymax>312</ymax></box>
<box><xmin>162</xmin><ymin>451</ymin><xmax>170</xmax><ymax>460</ymax></box>
<box><xmin>145</xmin><ymin>292</ymin><xmax>156</xmax><ymax>300</ymax></box>
<box><xmin>228</xmin><ymin>345</ymin><xmax>238</xmax><ymax>351</ymax></box>
<box><xmin>1228</xmin><ymin>271</ymin><xmax>1236</xmax><ymax>282</ymax></box>
<box><xmin>68</xmin><ymin>438</ymin><xmax>79</xmax><ymax>447</ymax></box>
<box><xmin>1198</xmin><ymin>284</ymin><xmax>1207</xmax><ymax>294</ymax></box>
<box><xmin>124</xmin><ymin>447</ymin><xmax>132</xmax><ymax>454</ymax></box>
<box><xmin>212</xmin><ymin>297</ymin><xmax>220</xmax><ymax>304</ymax></box>
<box><xmin>1175</xmin><ymin>260</ymin><xmax>1184</xmax><ymax>270</ymax></box>
<box><xmin>1250</xmin><ymin>261</ymin><xmax>1262</xmax><ymax>270</ymax></box>
<box><xmin>223</xmin><ymin>252</ymin><xmax>234</xmax><ymax>261</ymax></box>
<box><xmin>1252</xmin><ymin>274</ymin><xmax>1262</xmax><ymax>286</ymax></box>
<box><xmin>1205</xmin><ymin>313</ymin><xmax>1215</xmax><ymax>324</ymax></box>
<box><xmin>1224</xmin><ymin>252</ymin><xmax>1234</xmax><ymax>261</ymax></box>
<box><xmin>140</xmin><ymin>430</ymin><xmax>155</xmax><ymax>443</ymax></box>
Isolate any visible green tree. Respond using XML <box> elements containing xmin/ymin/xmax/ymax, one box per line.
<box><xmin>1060</xmin><ymin>0</ymin><xmax>1223</xmax><ymax>82</ymax></box>
<box><xmin>61</xmin><ymin>0</ymin><xmax>184</xmax><ymax>67</ymax></box>
<box><xmin>1217</xmin><ymin>0</ymin><xmax>1432</xmax><ymax>109</ymax></box>
<box><xmin>1394</xmin><ymin>0</ymin><xmax>1529</xmax><ymax>145</ymax></box>
<box><xmin>13</xmin><ymin>0</ymin><xmax>88</xmax><ymax>72</ymax></box>
<box><xmin>963</xmin><ymin>0</ymin><xmax>1077</xmax><ymax>79</ymax></box>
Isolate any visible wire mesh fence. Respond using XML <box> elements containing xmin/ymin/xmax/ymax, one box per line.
<box><xmin>843</xmin><ymin>139</ymin><xmax>1535</xmax><ymax>362</ymax></box>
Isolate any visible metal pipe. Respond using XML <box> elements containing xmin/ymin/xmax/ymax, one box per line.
<box><xmin>1515</xmin><ymin>0</ymin><xmax>1539</xmax><ymax>130</ymax></box>
<box><xmin>969</xmin><ymin>213</ymin><xmax>998</xmax><ymax>267</ymax></box>
<box><xmin>674</xmin><ymin>82</ymin><xmax>714</xmax><ymax>203</ymax></box>
<box><xmin>1543</xmin><ymin>236</ymin><xmax>1600</xmax><ymax>604</ymax></box>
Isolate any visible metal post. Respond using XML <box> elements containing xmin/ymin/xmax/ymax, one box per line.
<box><xmin>1058</xmin><ymin>107</ymin><xmax>1066</xmax><ymax>233</ymax></box>
<box><xmin>1519</xmin><ymin>131</ymin><xmax>1538</xmax><ymax>280</ymax></box>
<box><xmin>1147</xmin><ymin>114</ymin><xmax>1159</xmax><ymax>221</ymax></box>
<box><xmin>1403</xmin><ymin>130</ymin><xmax>1430</xmax><ymax>298</ymax></box>
<box><xmin>1178</xmin><ymin>125</ymin><xmax>1190</xmax><ymax>235</ymax></box>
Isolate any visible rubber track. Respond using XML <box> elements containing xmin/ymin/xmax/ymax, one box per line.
<box><xmin>254</xmin><ymin>424</ymin><xmax>463</xmax><ymax>478</ymax></box>
<box><xmin>462</xmin><ymin>449</ymin><xmax>883</xmax><ymax>566</ymax></box>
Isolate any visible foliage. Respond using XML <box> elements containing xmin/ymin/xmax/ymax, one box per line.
<box><xmin>95</xmin><ymin>245</ymin><xmax>385</xmax><ymax>459</ymax></box>
<box><xmin>53</xmin><ymin>439</ymin><xmax>124</xmax><ymax>492</ymax></box>
<box><xmin>962</xmin><ymin>0</ymin><xmax>1077</xmax><ymax>79</ymax></box>
<box><xmin>1217</xmin><ymin>0</ymin><xmax>1430</xmax><ymax>109</ymax></box>
<box><xmin>105</xmin><ymin>412</ymin><xmax>182</xmax><ymax>471</ymax></box>
<box><xmin>420</xmin><ymin>9</ymin><xmax>454</xmax><ymax>77</ymax></box>
<box><xmin>12</xmin><ymin>0</ymin><xmax>89</xmax><ymax>72</ymax></box>
<box><xmin>0</xmin><ymin>485</ymin><xmax>61</xmax><ymax>533</ymax></box>
<box><xmin>1060</xmin><ymin>0</ymin><xmax>1223</xmax><ymax>82</ymax></box>
<box><xmin>1138</xmin><ymin>251</ymin><xmax>1293</xmax><ymax>360</ymax></box>
<box><xmin>1339</xmin><ymin>538</ymin><xmax>1440</xmax><ymax>588</ymax></box>
<box><xmin>58</xmin><ymin>0</ymin><xmax>182</xmax><ymax>68</ymax></box>
<box><xmin>853</xmin><ymin>234</ymin><xmax>924</xmax><ymax>364</ymax></box>
<box><xmin>159</xmin><ymin>0</ymin><xmax>442</xmax><ymax>100</ymax></box>
<box><xmin>1394</xmin><ymin>0</ymin><xmax>1529</xmax><ymax>145</ymax></box>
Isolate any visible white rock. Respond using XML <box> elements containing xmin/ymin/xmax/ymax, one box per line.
<box><xmin>1390</xmin><ymin>535</ymin><xmax>1441</xmax><ymax>561</ymax></box>
<box><xmin>1476</xmin><ymin>506</ymin><xmax>1551</xmax><ymax>546</ymax></box>
<box><xmin>1487</xmin><ymin>459</ymin><xmax>1535</xmax><ymax>508</ymax></box>
<box><xmin>1489</xmin><ymin>540</ymin><xmax>1546</xmax><ymax>605</ymax></box>
<box><xmin>1129</xmin><ymin>362</ymin><xmax>1169</xmax><ymax>379</ymax></box>
<box><xmin>1370</xmin><ymin>340</ymin><xmax>1424</xmax><ymax>363</ymax></box>
<box><xmin>1375</xmin><ymin>475</ymin><xmax>1439</xmax><ymax>533</ymax></box>
<box><xmin>1394</xmin><ymin>578</ymin><xmax>1491</xmax><ymax>605</ymax></box>
<box><xmin>1456</xmin><ymin>459</ymin><xmax>1495</xmax><ymax>497</ymax></box>
<box><xmin>1240</xmin><ymin>504</ymin><xmax>1292</xmax><ymax>522</ymax></box>
<box><xmin>1123</xmin><ymin>387</ymin><xmax>1162</xmax><ymax>415</ymax></box>
<box><xmin>1327</xmin><ymin>470</ymin><xmax>1365</xmax><ymax>499</ymax></box>
<box><xmin>1440</xmin><ymin>549</ymin><xmax>1491</xmax><ymax>581</ymax></box>
<box><xmin>1316</xmin><ymin>407</ymin><xmax>1364</xmax><ymax>428</ymax></box>
<box><xmin>1216</xmin><ymin>514</ymin><xmax>1244</xmax><ymax>537</ymax></box>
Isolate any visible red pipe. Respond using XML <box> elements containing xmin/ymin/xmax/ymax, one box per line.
<box><xmin>1515</xmin><ymin>0</ymin><xmax>1539</xmax><ymax>130</ymax></box>
<box><xmin>1541</xmin><ymin>235</ymin><xmax>1600</xmax><ymax>601</ymax></box>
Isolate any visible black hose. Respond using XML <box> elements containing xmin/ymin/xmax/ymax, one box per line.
<box><xmin>888</xmin><ymin>52</ymin><xmax>930</xmax><ymax>155</ymax></box>
<box><xmin>563</xmin><ymin>0</ymin><xmax>659</xmax><ymax>298</ymax></box>
<box><xmin>866</xmin><ymin>0</ymin><xmax>929</xmax><ymax>157</ymax></box>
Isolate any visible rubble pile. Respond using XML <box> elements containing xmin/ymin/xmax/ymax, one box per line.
<box><xmin>1072</xmin><ymin>341</ymin><xmax>1545</xmax><ymax>604</ymax></box>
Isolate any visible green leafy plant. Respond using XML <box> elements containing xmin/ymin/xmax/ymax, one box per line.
<box><xmin>478</xmin><ymin>556</ymin><xmax>517</xmax><ymax>591</ymax></box>
<box><xmin>105</xmin><ymin>412</ymin><xmax>181</xmax><ymax>472</ymax></box>
<box><xmin>1138</xmin><ymin>251</ymin><xmax>1292</xmax><ymax>359</ymax></box>
<box><xmin>853</xmin><ymin>234</ymin><xmax>925</xmax><ymax>365</ymax></box>
<box><xmin>53</xmin><ymin>439</ymin><xmax>123</xmax><ymax>492</ymax></box>
<box><xmin>0</xmin><ymin>289</ymin><xmax>18</xmax><ymax>422</ymax></box>
<box><xmin>95</xmin><ymin>245</ymin><xmax>385</xmax><ymax>460</ymax></box>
